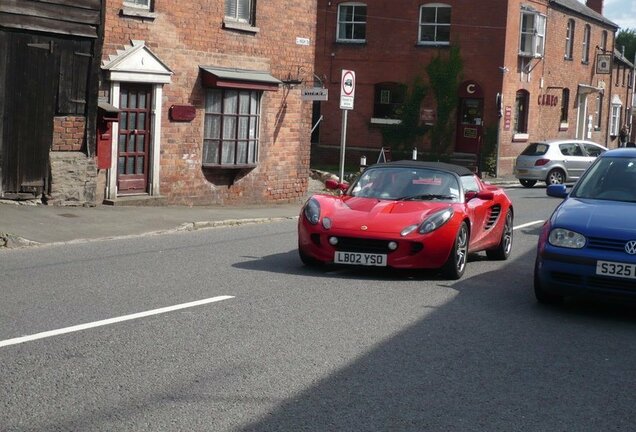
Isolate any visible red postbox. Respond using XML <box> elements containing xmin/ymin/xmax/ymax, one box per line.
<box><xmin>96</xmin><ymin>102</ymin><xmax>120</xmax><ymax>169</ymax></box>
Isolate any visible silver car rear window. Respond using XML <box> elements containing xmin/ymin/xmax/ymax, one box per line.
<box><xmin>521</xmin><ymin>143</ymin><xmax>549</xmax><ymax>156</ymax></box>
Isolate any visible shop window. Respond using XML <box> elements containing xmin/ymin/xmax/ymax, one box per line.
<box><xmin>337</xmin><ymin>3</ymin><xmax>367</xmax><ymax>43</ymax></box>
<box><xmin>560</xmin><ymin>88</ymin><xmax>569</xmax><ymax>129</ymax></box>
<box><xmin>519</xmin><ymin>9</ymin><xmax>545</xmax><ymax>57</ymax></box>
<box><xmin>582</xmin><ymin>25</ymin><xmax>590</xmax><ymax>63</ymax></box>
<box><xmin>514</xmin><ymin>90</ymin><xmax>529</xmax><ymax>136</ymax></box>
<box><xmin>203</xmin><ymin>89</ymin><xmax>261</xmax><ymax>166</ymax></box>
<box><xmin>372</xmin><ymin>82</ymin><xmax>406</xmax><ymax>121</ymax></box>
<box><xmin>419</xmin><ymin>4</ymin><xmax>451</xmax><ymax>45</ymax></box>
<box><xmin>565</xmin><ymin>19</ymin><xmax>574</xmax><ymax>60</ymax></box>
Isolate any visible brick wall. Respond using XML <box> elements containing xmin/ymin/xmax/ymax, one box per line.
<box><xmin>101</xmin><ymin>0</ymin><xmax>316</xmax><ymax>205</ymax></box>
<box><xmin>52</xmin><ymin>116</ymin><xmax>85</xmax><ymax>151</ymax></box>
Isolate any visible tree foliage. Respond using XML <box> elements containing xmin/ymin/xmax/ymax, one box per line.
<box><xmin>616</xmin><ymin>28</ymin><xmax>636</xmax><ymax>62</ymax></box>
<box><xmin>378</xmin><ymin>79</ymin><xmax>428</xmax><ymax>150</ymax></box>
<box><xmin>426</xmin><ymin>46</ymin><xmax>463</xmax><ymax>155</ymax></box>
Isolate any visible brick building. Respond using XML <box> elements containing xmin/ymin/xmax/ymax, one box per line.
<box><xmin>98</xmin><ymin>0</ymin><xmax>317</xmax><ymax>205</ymax></box>
<box><xmin>312</xmin><ymin>0</ymin><xmax>627</xmax><ymax>177</ymax></box>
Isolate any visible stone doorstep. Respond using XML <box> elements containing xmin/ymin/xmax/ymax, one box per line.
<box><xmin>103</xmin><ymin>195</ymin><xmax>168</xmax><ymax>206</ymax></box>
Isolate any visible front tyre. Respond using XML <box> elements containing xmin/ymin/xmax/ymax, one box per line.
<box><xmin>442</xmin><ymin>222</ymin><xmax>468</xmax><ymax>280</ymax></box>
<box><xmin>486</xmin><ymin>210</ymin><xmax>513</xmax><ymax>260</ymax></box>
<box><xmin>298</xmin><ymin>248</ymin><xmax>321</xmax><ymax>267</ymax></box>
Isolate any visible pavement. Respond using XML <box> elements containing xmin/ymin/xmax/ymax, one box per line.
<box><xmin>0</xmin><ymin>174</ymin><xmax>518</xmax><ymax>249</ymax></box>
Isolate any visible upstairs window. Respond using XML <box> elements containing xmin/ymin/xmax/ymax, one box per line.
<box><xmin>373</xmin><ymin>82</ymin><xmax>406</xmax><ymax>120</ymax></box>
<box><xmin>519</xmin><ymin>9</ymin><xmax>546</xmax><ymax>57</ymax></box>
<box><xmin>225</xmin><ymin>0</ymin><xmax>255</xmax><ymax>25</ymax></box>
<box><xmin>582</xmin><ymin>24</ymin><xmax>591</xmax><ymax>63</ymax></box>
<box><xmin>124</xmin><ymin>0</ymin><xmax>150</xmax><ymax>9</ymax></box>
<box><xmin>203</xmin><ymin>89</ymin><xmax>261</xmax><ymax>166</ymax></box>
<box><xmin>565</xmin><ymin>19</ymin><xmax>575</xmax><ymax>60</ymax></box>
<box><xmin>337</xmin><ymin>3</ymin><xmax>367</xmax><ymax>43</ymax></box>
<box><xmin>419</xmin><ymin>4</ymin><xmax>451</xmax><ymax>45</ymax></box>
<box><xmin>600</xmin><ymin>30</ymin><xmax>608</xmax><ymax>51</ymax></box>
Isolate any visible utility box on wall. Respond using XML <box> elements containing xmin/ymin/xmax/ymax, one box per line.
<box><xmin>96</xmin><ymin>102</ymin><xmax>120</xmax><ymax>169</ymax></box>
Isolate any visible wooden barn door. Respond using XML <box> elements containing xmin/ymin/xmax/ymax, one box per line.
<box><xmin>117</xmin><ymin>84</ymin><xmax>152</xmax><ymax>195</ymax></box>
<box><xmin>2</xmin><ymin>33</ymin><xmax>58</xmax><ymax>196</ymax></box>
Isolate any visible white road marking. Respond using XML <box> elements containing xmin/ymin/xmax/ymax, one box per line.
<box><xmin>514</xmin><ymin>220</ymin><xmax>545</xmax><ymax>230</ymax></box>
<box><xmin>0</xmin><ymin>295</ymin><xmax>235</xmax><ymax>348</ymax></box>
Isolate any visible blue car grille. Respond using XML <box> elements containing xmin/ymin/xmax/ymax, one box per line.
<box><xmin>587</xmin><ymin>236</ymin><xmax>627</xmax><ymax>252</ymax></box>
<box><xmin>551</xmin><ymin>272</ymin><xmax>635</xmax><ymax>292</ymax></box>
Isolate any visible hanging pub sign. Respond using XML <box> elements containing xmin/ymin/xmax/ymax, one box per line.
<box><xmin>596</xmin><ymin>54</ymin><xmax>611</xmax><ymax>74</ymax></box>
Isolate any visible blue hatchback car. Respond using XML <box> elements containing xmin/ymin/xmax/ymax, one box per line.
<box><xmin>534</xmin><ymin>148</ymin><xmax>636</xmax><ymax>304</ymax></box>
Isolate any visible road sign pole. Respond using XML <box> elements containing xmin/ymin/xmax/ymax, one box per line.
<box><xmin>339</xmin><ymin>109</ymin><xmax>348</xmax><ymax>184</ymax></box>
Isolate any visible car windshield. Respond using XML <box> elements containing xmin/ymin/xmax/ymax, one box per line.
<box><xmin>349</xmin><ymin>167</ymin><xmax>460</xmax><ymax>201</ymax></box>
<box><xmin>572</xmin><ymin>156</ymin><xmax>636</xmax><ymax>202</ymax></box>
<box><xmin>521</xmin><ymin>143</ymin><xmax>549</xmax><ymax>156</ymax></box>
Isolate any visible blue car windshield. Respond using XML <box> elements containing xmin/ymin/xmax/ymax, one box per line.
<box><xmin>349</xmin><ymin>167</ymin><xmax>460</xmax><ymax>201</ymax></box>
<box><xmin>572</xmin><ymin>157</ymin><xmax>636</xmax><ymax>202</ymax></box>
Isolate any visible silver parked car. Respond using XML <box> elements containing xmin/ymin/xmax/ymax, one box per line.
<box><xmin>513</xmin><ymin>139</ymin><xmax>608</xmax><ymax>187</ymax></box>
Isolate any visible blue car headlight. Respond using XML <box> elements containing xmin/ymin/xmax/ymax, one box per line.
<box><xmin>401</xmin><ymin>208</ymin><xmax>454</xmax><ymax>236</ymax></box>
<box><xmin>548</xmin><ymin>228</ymin><xmax>586</xmax><ymax>249</ymax></box>
<box><xmin>303</xmin><ymin>198</ymin><xmax>321</xmax><ymax>225</ymax></box>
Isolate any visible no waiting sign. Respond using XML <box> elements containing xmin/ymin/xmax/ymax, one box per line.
<box><xmin>340</xmin><ymin>69</ymin><xmax>355</xmax><ymax>110</ymax></box>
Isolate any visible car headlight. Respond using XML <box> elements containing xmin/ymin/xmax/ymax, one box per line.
<box><xmin>548</xmin><ymin>228</ymin><xmax>586</xmax><ymax>249</ymax></box>
<box><xmin>303</xmin><ymin>198</ymin><xmax>321</xmax><ymax>225</ymax></box>
<box><xmin>401</xmin><ymin>208</ymin><xmax>454</xmax><ymax>236</ymax></box>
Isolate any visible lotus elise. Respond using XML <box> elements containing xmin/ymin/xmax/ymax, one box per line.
<box><xmin>298</xmin><ymin>161</ymin><xmax>514</xmax><ymax>279</ymax></box>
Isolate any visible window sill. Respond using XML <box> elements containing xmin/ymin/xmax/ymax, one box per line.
<box><xmin>120</xmin><ymin>7</ymin><xmax>157</xmax><ymax>19</ymax></box>
<box><xmin>223</xmin><ymin>19</ymin><xmax>259</xmax><ymax>34</ymax></box>
<box><xmin>513</xmin><ymin>133</ymin><xmax>529</xmax><ymax>142</ymax></box>
<box><xmin>202</xmin><ymin>164</ymin><xmax>256</xmax><ymax>185</ymax></box>
<box><xmin>417</xmin><ymin>42</ymin><xmax>450</xmax><ymax>47</ymax></box>
<box><xmin>370</xmin><ymin>118</ymin><xmax>401</xmax><ymax>125</ymax></box>
<box><xmin>335</xmin><ymin>40</ymin><xmax>366</xmax><ymax>45</ymax></box>
<box><xmin>559</xmin><ymin>123</ymin><xmax>568</xmax><ymax>131</ymax></box>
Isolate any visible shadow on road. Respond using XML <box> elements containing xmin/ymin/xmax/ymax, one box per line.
<box><xmin>233</xmin><ymin>240</ymin><xmax>636</xmax><ymax>431</ymax></box>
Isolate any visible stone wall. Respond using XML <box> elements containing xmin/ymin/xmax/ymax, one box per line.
<box><xmin>48</xmin><ymin>152</ymin><xmax>97</xmax><ymax>206</ymax></box>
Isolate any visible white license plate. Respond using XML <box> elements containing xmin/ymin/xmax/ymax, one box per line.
<box><xmin>334</xmin><ymin>251</ymin><xmax>387</xmax><ymax>267</ymax></box>
<box><xmin>596</xmin><ymin>260</ymin><xmax>636</xmax><ymax>280</ymax></box>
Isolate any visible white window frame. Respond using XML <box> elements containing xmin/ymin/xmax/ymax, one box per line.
<box><xmin>225</xmin><ymin>0</ymin><xmax>254</xmax><ymax>25</ymax></box>
<box><xmin>519</xmin><ymin>10</ymin><xmax>545</xmax><ymax>58</ymax></box>
<box><xmin>418</xmin><ymin>3</ymin><xmax>451</xmax><ymax>46</ymax></box>
<box><xmin>610</xmin><ymin>103</ymin><xmax>622</xmax><ymax>136</ymax></box>
<box><xmin>123</xmin><ymin>0</ymin><xmax>150</xmax><ymax>9</ymax></box>
<box><xmin>336</xmin><ymin>3</ymin><xmax>367</xmax><ymax>43</ymax></box>
<box><xmin>565</xmin><ymin>19</ymin><xmax>575</xmax><ymax>60</ymax></box>
<box><xmin>582</xmin><ymin>24</ymin><xmax>591</xmax><ymax>63</ymax></box>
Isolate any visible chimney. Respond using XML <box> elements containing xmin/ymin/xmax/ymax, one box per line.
<box><xmin>586</xmin><ymin>0</ymin><xmax>603</xmax><ymax>15</ymax></box>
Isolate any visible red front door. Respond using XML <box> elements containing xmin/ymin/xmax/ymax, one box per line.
<box><xmin>117</xmin><ymin>84</ymin><xmax>151</xmax><ymax>194</ymax></box>
<box><xmin>455</xmin><ymin>81</ymin><xmax>484</xmax><ymax>155</ymax></box>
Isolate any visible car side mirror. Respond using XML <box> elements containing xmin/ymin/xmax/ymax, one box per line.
<box><xmin>325</xmin><ymin>179</ymin><xmax>349</xmax><ymax>191</ymax></box>
<box><xmin>466</xmin><ymin>191</ymin><xmax>494</xmax><ymax>201</ymax></box>
<box><xmin>546</xmin><ymin>184</ymin><xmax>568</xmax><ymax>198</ymax></box>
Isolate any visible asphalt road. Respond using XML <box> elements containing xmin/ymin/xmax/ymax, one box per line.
<box><xmin>2</xmin><ymin>187</ymin><xmax>636</xmax><ymax>431</ymax></box>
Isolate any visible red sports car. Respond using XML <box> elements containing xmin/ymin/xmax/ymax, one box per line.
<box><xmin>298</xmin><ymin>161</ymin><xmax>514</xmax><ymax>279</ymax></box>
